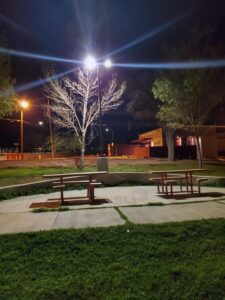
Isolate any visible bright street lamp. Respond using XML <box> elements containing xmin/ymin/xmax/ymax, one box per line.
<box><xmin>84</xmin><ymin>56</ymin><xmax>97</xmax><ymax>70</ymax></box>
<box><xmin>20</xmin><ymin>100</ymin><xmax>29</xmax><ymax>109</ymax></box>
<box><xmin>19</xmin><ymin>100</ymin><xmax>29</xmax><ymax>160</ymax></box>
<box><xmin>38</xmin><ymin>121</ymin><xmax>43</xmax><ymax>126</ymax></box>
<box><xmin>104</xmin><ymin>59</ymin><xmax>112</xmax><ymax>68</ymax></box>
<box><xmin>84</xmin><ymin>55</ymin><xmax>112</xmax><ymax>156</ymax></box>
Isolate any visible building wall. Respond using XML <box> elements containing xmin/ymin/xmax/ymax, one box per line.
<box><xmin>217</xmin><ymin>133</ymin><xmax>225</xmax><ymax>151</ymax></box>
<box><xmin>201</xmin><ymin>134</ymin><xmax>218</xmax><ymax>158</ymax></box>
<box><xmin>138</xmin><ymin>128</ymin><xmax>163</xmax><ymax>146</ymax></box>
<box><xmin>108</xmin><ymin>144</ymin><xmax>150</xmax><ymax>158</ymax></box>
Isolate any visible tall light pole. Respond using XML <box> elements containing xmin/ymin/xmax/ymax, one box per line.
<box><xmin>97</xmin><ymin>65</ymin><xmax>103</xmax><ymax>156</ymax></box>
<box><xmin>19</xmin><ymin>100</ymin><xmax>29</xmax><ymax>160</ymax></box>
<box><xmin>47</xmin><ymin>98</ymin><xmax>54</xmax><ymax>159</ymax></box>
<box><xmin>85</xmin><ymin>56</ymin><xmax>112</xmax><ymax>156</ymax></box>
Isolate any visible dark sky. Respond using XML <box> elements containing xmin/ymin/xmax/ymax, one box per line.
<box><xmin>0</xmin><ymin>0</ymin><xmax>225</xmax><ymax>149</ymax></box>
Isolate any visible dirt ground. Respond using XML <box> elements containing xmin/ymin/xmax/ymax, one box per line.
<box><xmin>0</xmin><ymin>157</ymin><xmax>173</xmax><ymax>169</ymax></box>
<box><xmin>0</xmin><ymin>156</ymin><xmax>224</xmax><ymax>169</ymax></box>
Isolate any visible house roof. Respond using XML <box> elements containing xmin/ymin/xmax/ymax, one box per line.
<box><xmin>131</xmin><ymin>138</ymin><xmax>152</xmax><ymax>144</ymax></box>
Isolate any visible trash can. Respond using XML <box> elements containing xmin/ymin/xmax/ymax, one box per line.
<box><xmin>97</xmin><ymin>157</ymin><xmax>109</xmax><ymax>172</ymax></box>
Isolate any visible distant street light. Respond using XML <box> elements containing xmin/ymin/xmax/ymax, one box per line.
<box><xmin>20</xmin><ymin>100</ymin><xmax>29</xmax><ymax>109</ymax></box>
<box><xmin>105</xmin><ymin>127</ymin><xmax>114</xmax><ymax>144</ymax></box>
<box><xmin>84</xmin><ymin>56</ymin><xmax>112</xmax><ymax>156</ymax></box>
<box><xmin>38</xmin><ymin>121</ymin><xmax>43</xmax><ymax>126</ymax></box>
<box><xmin>19</xmin><ymin>100</ymin><xmax>29</xmax><ymax>160</ymax></box>
<box><xmin>104</xmin><ymin>59</ymin><xmax>112</xmax><ymax>68</ymax></box>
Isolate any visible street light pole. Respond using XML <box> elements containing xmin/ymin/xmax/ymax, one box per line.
<box><xmin>47</xmin><ymin>98</ymin><xmax>54</xmax><ymax>159</ymax></box>
<box><xmin>106</xmin><ymin>127</ymin><xmax>114</xmax><ymax>144</ymax></box>
<box><xmin>19</xmin><ymin>100</ymin><xmax>29</xmax><ymax>160</ymax></box>
<box><xmin>20</xmin><ymin>108</ymin><xmax>24</xmax><ymax>160</ymax></box>
<box><xmin>84</xmin><ymin>56</ymin><xmax>112</xmax><ymax>157</ymax></box>
<box><xmin>97</xmin><ymin>65</ymin><xmax>103</xmax><ymax>156</ymax></box>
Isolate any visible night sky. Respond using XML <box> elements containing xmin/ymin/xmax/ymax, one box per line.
<box><xmin>0</xmin><ymin>0</ymin><xmax>225</xmax><ymax>150</ymax></box>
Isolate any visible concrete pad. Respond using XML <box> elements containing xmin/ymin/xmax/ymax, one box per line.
<box><xmin>0</xmin><ymin>193</ymin><xmax>53</xmax><ymax>214</ymax></box>
<box><xmin>1</xmin><ymin>186</ymin><xmax>225</xmax><ymax>214</ymax></box>
<box><xmin>52</xmin><ymin>208</ymin><xmax>125</xmax><ymax>229</ymax></box>
<box><xmin>0</xmin><ymin>212</ymin><xmax>58</xmax><ymax>234</ymax></box>
<box><xmin>188</xmin><ymin>202</ymin><xmax>225</xmax><ymax>218</ymax></box>
<box><xmin>120</xmin><ymin>202</ymin><xmax>225</xmax><ymax>224</ymax></box>
<box><xmin>0</xmin><ymin>186</ymin><xmax>224</xmax><ymax>235</ymax></box>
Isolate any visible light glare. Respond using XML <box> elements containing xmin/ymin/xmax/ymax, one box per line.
<box><xmin>85</xmin><ymin>56</ymin><xmax>97</xmax><ymax>70</ymax></box>
<box><xmin>20</xmin><ymin>100</ymin><xmax>29</xmax><ymax>109</ymax></box>
<box><xmin>104</xmin><ymin>59</ymin><xmax>112</xmax><ymax>68</ymax></box>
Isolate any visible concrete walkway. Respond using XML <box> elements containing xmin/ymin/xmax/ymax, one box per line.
<box><xmin>0</xmin><ymin>186</ymin><xmax>225</xmax><ymax>234</ymax></box>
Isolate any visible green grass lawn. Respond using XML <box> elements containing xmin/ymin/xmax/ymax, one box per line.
<box><xmin>0</xmin><ymin>161</ymin><xmax>225</xmax><ymax>187</ymax></box>
<box><xmin>0</xmin><ymin>166</ymin><xmax>95</xmax><ymax>187</ymax></box>
<box><xmin>109</xmin><ymin>161</ymin><xmax>225</xmax><ymax>176</ymax></box>
<box><xmin>0</xmin><ymin>219</ymin><xmax>225</xmax><ymax>299</ymax></box>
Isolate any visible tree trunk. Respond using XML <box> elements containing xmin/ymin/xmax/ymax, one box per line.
<box><xmin>79</xmin><ymin>147</ymin><xmax>85</xmax><ymax>170</ymax></box>
<box><xmin>195</xmin><ymin>136</ymin><xmax>203</xmax><ymax>169</ymax></box>
<box><xmin>165</xmin><ymin>128</ymin><xmax>175</xmax><ymax>162</ymax></box>
<box><xmin>79</xmin><ymin>134</ymin><xmax>85</xmax><ymax>170</ymax></box>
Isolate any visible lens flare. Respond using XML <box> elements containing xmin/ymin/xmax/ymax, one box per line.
<box><xmin>0</xmin><ymin>47</ymin><xmax>81</xmax><ymax>64</ymax></box>
<box><xmin>113</xmin><ymin>59</ymin><xmax>225</xmax><ymax>70</ymax></box>
<box><xmin>1</xmin><ymin>68</ymin><xmax>76</xmax><ymax>97</ymax></box>
<box><xmin>101</xmin><ymin>11</ymin><xmax>192</xmax><ymax>59</ymax></box>
<box><xmin>0</xmin><ymin>13</ymin><xmax>30</xmax><ymax>35</ymax></box>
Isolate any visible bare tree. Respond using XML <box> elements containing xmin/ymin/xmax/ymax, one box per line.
<box><xmin>44</xmin><ymin>67</ymin><xmax>126</xmax><ymax>169</ymax></box>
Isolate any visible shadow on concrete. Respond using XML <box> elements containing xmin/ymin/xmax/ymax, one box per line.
<box><xmin>159</xmin><ymin>192</ymin><xmax>225</xmax><ymax>200</ymax></box>
<box><xmin>30</xmin><ymin>198</ymin><xmax>111</xmax><ymax>209</ymax></box>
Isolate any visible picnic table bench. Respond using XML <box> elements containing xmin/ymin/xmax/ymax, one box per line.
<box><xmin>150</xmin><ymin>169</ymin><xmax>208</xmax><ymax>197</ymax></box>
<box><xmin>43</xmin><ymin>171</ymin><xmax>108</xmax><ymax>206</ymax></box>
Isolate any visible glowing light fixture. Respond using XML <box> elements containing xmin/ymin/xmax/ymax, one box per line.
<box><xmin>38</xmin><ymin>121</ymin><xmax>43</xmax><ymax>126</ymax></box>
<box><xmin>85</xmin><ymin>55</ymin><xmax>97</xmax><ymax>70</ymax></box>
<box><xmin>20</xmin><ymin>100</ymin><xmax>29</xmax><ymax>109</ymax></box>
<box><xmin>104</xmin><ymin>59</ymin><xmax>112</xmax><ymax>68</ymax></box>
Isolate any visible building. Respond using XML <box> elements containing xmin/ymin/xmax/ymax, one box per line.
<box><xmin>108</xmin><ymin>127</ymin><xmax>225</xmax><ymax>159</ymax></box>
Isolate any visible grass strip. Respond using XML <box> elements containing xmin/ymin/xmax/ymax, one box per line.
<box><xmin>114</xmin><ymin>207</ymin><xmax>133</xmax><ymax>224</ymax></box>
<box><xmin>32</xmin><ymin>207</ymin><xmax>70</xmax><ymax>213</ymax></box>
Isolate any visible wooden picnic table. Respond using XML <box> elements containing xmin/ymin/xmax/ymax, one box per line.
<box><xmin>43</xmin><ymin>171</ymin><xmax>108</xmax><ymax>205</ymax></box>
<box><xmin>150</xmin><ymin>169</ymin><xmax>206</xmax><ymax>196</ymax></box>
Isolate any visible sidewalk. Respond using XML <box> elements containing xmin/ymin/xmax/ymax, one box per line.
<box><xmin>0</xmin><ymin>186</ymin><xmax>225</xmax><ymax>234</ymax></box>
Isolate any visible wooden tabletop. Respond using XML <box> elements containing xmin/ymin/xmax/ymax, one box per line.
<box><xmin>150</xmin><ymin>169</ymin><xmax>206</xmax><ymax>175</ymax></box>
<box><xmin>43</xmin><ymin>171</ymin><xmax>108</xmax><ymax>179</ymax></box>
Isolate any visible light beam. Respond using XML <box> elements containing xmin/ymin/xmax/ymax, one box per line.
<box><xmin>0</xmin><ymin>68</ymin><xmax>76</xmax><ymax>97</ymax></box>
<box><xmin>101</xmin><ymin>10</ymin><xmax>192</xmax><ymax>59</ymax></box>
<box><xmin>113</xmin><ymin>59</ymin><xmax>225</xmax><ymax>70</ymax></box>
<box><xmin>0</xmin><ymin>47</ymin><xmax>81</xmax><ymax>64</ymax></box>
<box><xmin>0</xmin><ymin>13</ymin><xmax>30</xmax><ymax>35</ymax></box>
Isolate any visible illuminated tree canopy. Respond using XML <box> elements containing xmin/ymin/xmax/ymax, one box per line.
<box><xmin>44</xmin><ymin>67</ymin><xmax>126</xmax><ymax>168</ymax></box>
